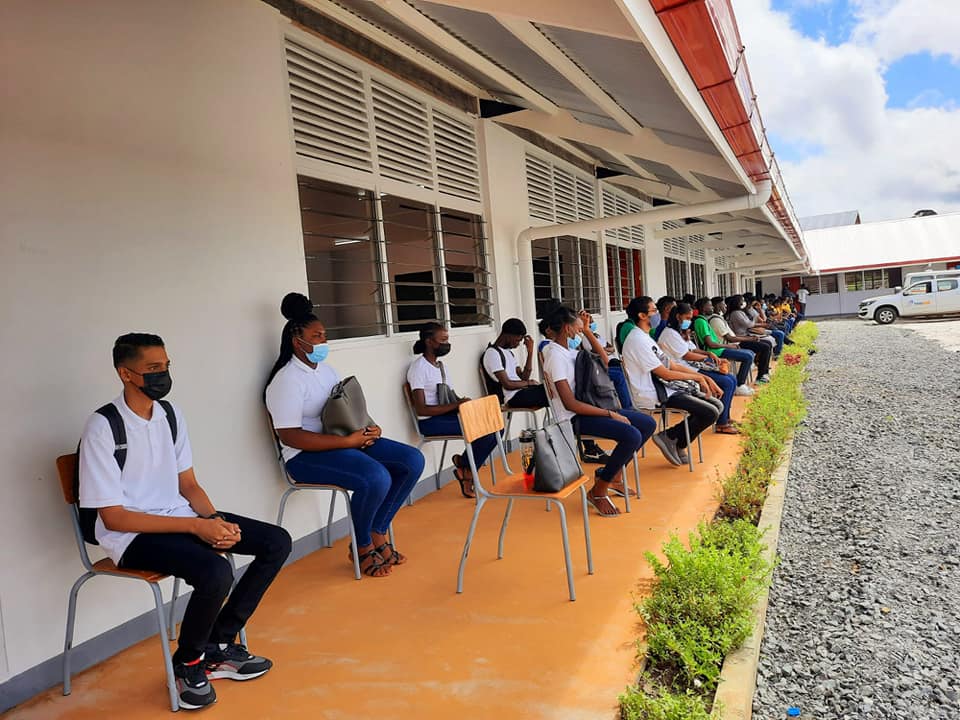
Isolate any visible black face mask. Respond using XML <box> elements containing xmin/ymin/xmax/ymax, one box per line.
<box><xmin>138</xmin><ymin>370</ymin><xmax>173</xmax><ymax>401</ymax></box>
<box><xmin>435</xmin><ymin>342</ymin><xmax>452</xmax><ymax>357</ymax></box>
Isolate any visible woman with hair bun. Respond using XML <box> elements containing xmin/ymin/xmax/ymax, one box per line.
<box><xmin>265</xmin><ymin>293</ymin><xmax>424</xmax><ymax>578</ymax></box>
<box><xmin>407</xmin><ymin>322</ymin><xmax>496</xmax><ymax>499</ymax></box>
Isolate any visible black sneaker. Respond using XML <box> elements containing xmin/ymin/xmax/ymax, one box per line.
<box><xmin>579</xmin><ymin>440</ymin><xmax>611</xmax><ymax>464</ymax></box>
<box><xmin>204</xmin><ymin>643</ymin><xmax>273</xmax><ymax>681</ymax></box>
<box><xmin>174</xmin><ymin>656</ymin><xmax>217</xmax><ymax>710</ymax></box>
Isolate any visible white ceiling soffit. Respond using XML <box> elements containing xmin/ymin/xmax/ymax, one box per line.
<box><xmin>533</xmin><ymin>24</ymin><xmax>718</xmax><ymax>156</ymax></box>
<box><xmin>407</xmin><ymin>0</ymin><xmax>627</xmax><ymax>131</ymax></box>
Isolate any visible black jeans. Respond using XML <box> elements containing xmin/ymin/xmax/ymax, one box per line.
<box><xmin>738</xmin><ymin>340</ymin><xmax>772</xmax><ymax>377</ymax></box>
<box><xmin>506</xmin><ymin>384</ymin><xmax>548</xmax><ymax>408</ymax></box>
<box><xmin>663</xmin><ymin>393</ymin><xmax>722</xmax><ymax>449</ymax></box>
<box><xmin>120</xmin><ymin>512</ymin><xmax>292</xmax><ymax>664</ymax></box>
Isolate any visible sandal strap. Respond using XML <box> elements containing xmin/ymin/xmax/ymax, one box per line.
<box><xmin>357</xmin><ymin>549</ymin><xmax>389</xmax><ymax>576</ymax></box>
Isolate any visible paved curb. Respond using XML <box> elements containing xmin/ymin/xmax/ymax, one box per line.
<box><xmin>711</xmin><ymin>438</ymin><xmax>795</xmax><ymax>719</ymax></box>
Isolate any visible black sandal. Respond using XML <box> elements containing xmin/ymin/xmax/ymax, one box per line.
<box><xmin>451</xmin><ymin>454</ymin><xmax>475</xmax><ymax>498</ymax></box>
<box><xmin>357</xmin><ymin>548</ymin><xmax>391</xmax><ymax>577</ymax></box>
<box><xmin>375</xmin><ymin>542</ymin><xmax>407</xmax><ymax>566</ymax></box>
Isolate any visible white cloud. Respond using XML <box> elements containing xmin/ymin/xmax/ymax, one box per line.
<box><xmin>852</xmin><ymin>0</ymin><xmax>960</xmax><ymax>64</ymax></box>
<box><xmin>732</xmin><ymin>0</ymin><xmax>960</xmax><ymax>221</ymax></box>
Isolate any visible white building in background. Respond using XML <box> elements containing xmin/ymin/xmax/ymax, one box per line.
<box><xmin>761</xmin><ymin>212</ymin><xmax>960</xmax><ymax>316</ymax></box>
<box><xmin>0</xmin><ymin>0</ymin><xmax>809</xmax><ymax>708</ymax></box>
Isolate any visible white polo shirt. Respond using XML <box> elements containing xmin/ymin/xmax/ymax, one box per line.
<box><xmin>541</xmin><ymin>341</ymin><xmax>579</xmax><ymax>423</ymax></box>
<box><xmin>265</xmin><ymin>356</ymin><xmax>340</xmax><ymax>462</ymax></box>
<box><xmin>622</xmin><ymin>327</ymin><xmax>673</xmax><ymax>409</ymax></box>
<box><xmin>78</xmin><ymin>396</ymin><xmax>195</xmax><ymax>565</ymax></box>
<box><xmin>406</xmin><ymin>356</ymin><xmax>452</xmax><ymax>417</ymax></box>
<box><xmin>658</xmin><ymin>327</ymin><xmax>695</xmax><ymax>369</ymax></box>
<box><xmin>482</xmin><ymin>345</ymin><xmax>522</xmax><ymax>402</ymax></box>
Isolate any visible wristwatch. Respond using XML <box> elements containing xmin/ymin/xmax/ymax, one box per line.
<box><xmin>205</xmin><ymin>512</ymin><xmax>226</xmax><ymax>521</ymax></box>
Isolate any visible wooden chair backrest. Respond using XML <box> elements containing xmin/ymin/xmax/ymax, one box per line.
<box><xmin>402</xmin><ymin>382</ymin><xmax>422</xmax><ymax>428</ymax></box>
<box><xmin>57</xmin><ymin>454</ymin><xmax>79</xmax><ymax>505</ymax></box>
<box><xmin>458</xmin><ymin>395</ymin><xmax>504</xmax><ymax>443</ymax></box>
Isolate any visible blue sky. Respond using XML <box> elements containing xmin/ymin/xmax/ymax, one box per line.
<box><xmin>771</xmin><ymin>0</ymin><xmax>960</xmax><ymax>109</ymax></box>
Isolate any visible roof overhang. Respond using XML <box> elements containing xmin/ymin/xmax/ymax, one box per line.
<box><xmin>285</xmin><ymin>0</ymin><xmax>809</xmax><ymax>269</ymax></box>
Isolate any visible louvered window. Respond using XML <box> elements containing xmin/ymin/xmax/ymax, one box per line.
<box><xmin>606</xmin><ymin>245</ymin><xmax>644</xmax><ymax>311</ymax></box>
<box><xmin>434</xmin><ymin>111</ymin><xmax>481</xmax><ymax>202</ymax></box>
<box><xmin>662</xmin><ymin>220</ymin><xmax>688</xmax><ymax>259</ymax></box>
<box><xmin>664</xmin><ymin>257</ymin><xmax>689</xmax><ymax>298</ymax></box>
<box><xmin>286</xmin><ymin>35</ymin><xmax>488</xmax><ymax>338</ymax></box>
<box><xmin>531</xmin><ymin>236</ymin><xmax>601</xmax><ymax>316</ymax></box>
<box><xmin>285</xmin><ymin>37</ymin><xmax>481</xmax><ymax>204</ymax></box>
<box><xmin>298</xmin><ymin>177</ymin><xmax>385</xmax><ymax>339</ymax></box>
<box><xmin>285</xmin><ymin>39</ymin><xmax>373</xmax><ymax>172</ymax></box>
<box><xmin>525</xmin><ymin>154</ymin><xmax>596</xmax><ymax>224</ymax></box>
<box><xmin>601</xmin><ymin>185</ymin><xmax>647</xmax><ymax>246</ymax></box>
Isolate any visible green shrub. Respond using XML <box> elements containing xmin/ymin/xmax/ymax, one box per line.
<box><xmin>717</xmin><ymin>322</ymin><xmax>817</xmax><ymax>521</ymax></box>
<box><xmin>638</xmin><ymin>521</ymin><xmax>772</xmax><ymax>691</ymax></box>
<box><xmin>619</xmin><ymin>686</ymin><xmax>711</xmax><ymax>720</ymax></box>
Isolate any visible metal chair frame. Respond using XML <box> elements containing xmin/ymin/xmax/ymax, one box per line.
<box><xmin>402</xmin><ymin>382</ymin><xmax>463</xmax><ymax>504</ymax></box>
<box><xmin>57</xmin><ymin>454</ymin><xmax>245</xmax><ymax>713</ymax></box>
<box><xmin>455</xmin><ymin>396</ymin><xmax>594</xmax><ymax>601</ymax></box>
<box><xmin>269</xmin><ymin>420</ymin><xmax>393</xmax><ymax>581</ymax></box>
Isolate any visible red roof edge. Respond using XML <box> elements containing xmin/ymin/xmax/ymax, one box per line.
<box><xmin>650</xmin><ymin>0</ymin><xmax>805</xmax><ymax>258</ymax></box>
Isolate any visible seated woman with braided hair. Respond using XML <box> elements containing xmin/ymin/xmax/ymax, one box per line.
<box><xmin>265</xmin><ymin>293</ymin><xmax>425</xmax><ymax>578</ymax></box>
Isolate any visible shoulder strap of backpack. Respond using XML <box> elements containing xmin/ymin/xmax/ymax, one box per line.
<box><xmin>158</xmin><ymin>399</ymin><xmax>178</xmax><ymax>443</ymax></box>
<box><xmin>95</xmin><ymin>403</ymin><xmax>127</xmax><ymax>471</ymax></box>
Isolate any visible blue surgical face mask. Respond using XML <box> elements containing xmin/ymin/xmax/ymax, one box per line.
<box><xmin>648</xmin><ymin>312</ymin><xmax>661</xmax><ymax>328</ymax></box>
<box><xmin>567</xmin><ymin>334</ymin><xmax>582</xmax><ymax>350</ymax></box>
<box><xmin>303</xmin><ymin>341</ymin><xmax>329</xmax><ymax>364</ymax></box>
<box><xmin>589</xmin><ymin>321</ymin><xmax>598</xmax><ymax>333</ymax></box>
<box><xmin>680</xmin><ymin>319</ymin><xmax>692</xmax><ymax>331</ymax></box>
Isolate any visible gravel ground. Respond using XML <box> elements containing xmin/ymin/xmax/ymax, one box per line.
<box><xmin>752</xmin><ymin>319</ymin><xmax>960</xmax><ymax>720</ymax></box>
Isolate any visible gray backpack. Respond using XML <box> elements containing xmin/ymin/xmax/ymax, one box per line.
<box><xmin>573</xmin><ymin>349</ymin><xmax>621</xmax><ymax>411</ymax></box>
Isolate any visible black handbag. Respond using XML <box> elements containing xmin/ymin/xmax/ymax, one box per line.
<box><xmin>321</xmin><ymin>376</ymin><xmax>376</xmax><ymax>436</ymax></box>
<box><xmin>532</xmin><ymin>420</ymin><xmax>584</xmax><ymax>493</ymax></box>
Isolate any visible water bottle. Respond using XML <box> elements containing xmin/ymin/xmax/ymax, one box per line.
<box><xmin>519</xmin><ymin>429</ymin><xmax>536</xmax><ymax>490</ymax></box>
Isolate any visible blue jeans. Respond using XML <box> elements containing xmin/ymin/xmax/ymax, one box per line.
<box><xmin>701</xmin><ymin>370</ymin><xmax>737</xmax><ymax>426</ymax></box>
<box><xmin>768</xmin><ymin>329</ymin><xmax>785</xmax><ymax>356</ymax></box>
<box><xmin>418</xmin><ymin>412</ymin><xmax>497</xmax><ymax>471</ymax></box>
<box><xmin>576</xmin><ymin>409</ymin><xmax>657</xmax><ymax>482</ymax></box>
<box><xmin>719</xmin><ymin>347</ymin><xmax>756</xmax><ymax>386</ymax></box>
<box><xmin>607</xmin><ymin>363</ymin><xmax>633</xmax><ymax>409</ymax></box>
<box><xmin>285</xmin><ymin>438</ymin><xmax>425</xmax><ymax>547</ymax></box>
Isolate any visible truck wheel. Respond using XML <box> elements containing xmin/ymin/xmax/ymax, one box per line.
<box><xmin>875</xmin><ymin>306</ymin><xmax>897</xmax><ymax>325</ymax></box>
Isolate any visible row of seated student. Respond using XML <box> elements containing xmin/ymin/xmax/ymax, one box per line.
<box><xmin>74</xmin><ymin>290</ymin><xmax>782</xmax><ymax>710</ymax></box>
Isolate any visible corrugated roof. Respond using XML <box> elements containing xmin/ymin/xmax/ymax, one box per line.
<box><xmin>806</xmin><ymin>212</ymin><xmax>960</xmax><ymax>272</ymax></box>
<box><xmin>799</xmin><ymin>210</ymin><xmax>861</xmax><ymax>231</ymax></box>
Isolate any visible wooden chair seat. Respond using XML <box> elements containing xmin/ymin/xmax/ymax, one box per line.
<box><xmin>486</xmin><ymin>473</ymin><xmax>589</xmax><ymax>500</ymax></box>
<box><xmin>91</xmin><ymin>558</ymin><xmax>169</xmax><ymax>583</ymax></box>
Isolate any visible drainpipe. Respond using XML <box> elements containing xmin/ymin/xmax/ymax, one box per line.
<box><xmin>516</xmin><ymin>180</ymin><xmax>772</xmax><ymax>328</ymax></box>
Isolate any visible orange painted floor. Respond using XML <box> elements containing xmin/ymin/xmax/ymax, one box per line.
<box><xmin>7</xmin><ymin>398</ymin><xmax>752</xmax><ymax>720</ymax></box>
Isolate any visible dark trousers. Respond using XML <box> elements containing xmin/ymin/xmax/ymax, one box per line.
<box><xmin>120</xmin><ymin>512</ymin><xmax>292</xmax><ymax>665</ymax></box>
<box><xmin>419</xmin><ymin>412</ymin><xmax>497</xmax><ymax>470</ymax></box>
<box><xmin>575</xmin><ymin>409</ymin><xmax>657</xmax><ymax>482</ymax></box>
<box><xmin>506</xmin><ymin>384</ymin><xmax>548</xmax><ymax>408</ymax></box>
<box><xmin>663</xmin><ymin>393</ymin><xmax>722</xmax><ymax>449</ymax></box>
<box><xmin>738</xmin><ymin>340</ymin><xmax>772</xmax><ymax>377</ymax></box>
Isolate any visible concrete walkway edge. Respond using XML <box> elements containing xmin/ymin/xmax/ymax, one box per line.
<box><xmin>711</xmin><ymin>438</ymin><xmax>795</xmax><ymax>720</ymax></box>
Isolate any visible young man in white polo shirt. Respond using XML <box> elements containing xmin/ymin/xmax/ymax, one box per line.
<box><xmin>79</xmin><ymin>333</ymin><xmax>291</xmax><ymax>710</ymax></box>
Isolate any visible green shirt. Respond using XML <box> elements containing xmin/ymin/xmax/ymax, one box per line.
<box><xmin>617</xmin><ymin>320</ymin><xmax>637</xmax><ymax>351</ymax></box>
<box><xmin>693</xmin><ymin>316</ymin><xmax>724</xmax><ymax>357</ymax></box>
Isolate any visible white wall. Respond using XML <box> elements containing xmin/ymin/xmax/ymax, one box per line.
<box><xmin>0</xmin><ymin>0</ymin><xmax>509</xmax><ymax>683</ymax></box>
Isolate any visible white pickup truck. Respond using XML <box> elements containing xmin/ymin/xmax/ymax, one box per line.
<box><xmin>858</xmin><ymin>270</ymin><xmax>960</xmax><ymax>324</ymax></box>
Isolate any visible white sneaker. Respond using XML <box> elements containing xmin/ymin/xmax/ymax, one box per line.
<box><xmin>735</xmin><ymin>384</ymin><xmax>755</xmax><ymax>396</ymax></box>
<box><xmin>757</xmin><ymin>374</ymin><xmax>771</xmax><ymax>384</ymax></box>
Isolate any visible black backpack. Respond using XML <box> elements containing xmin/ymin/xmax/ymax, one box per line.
<box><xmin>73</xmin><ymin>400</ymin><xmax>177</xmax><ymax>544</ymax></box>
<box><xmin>574</xmin><ymin>349</ymin><xmax>621</xmax><ymax>411</ymax></box>
<box><xmin>480</xmin><ymin>344</ymin><xmax>507</xmax><ymax>403</ymax></box>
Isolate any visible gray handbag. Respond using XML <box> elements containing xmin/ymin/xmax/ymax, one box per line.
<box><xmin>436</xmin><ymin>361</ymin><xmax>461</xmax><ymax>406</ymax></box>
<box><xmin>532</xmin><ymin>420</ymin><xmax>584</xmax><ymax>493</ymax></box>
<box><xmin>321</xmin><ymin>376</ymin><xmax>376</xmax><ymax>436</ymax></box>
